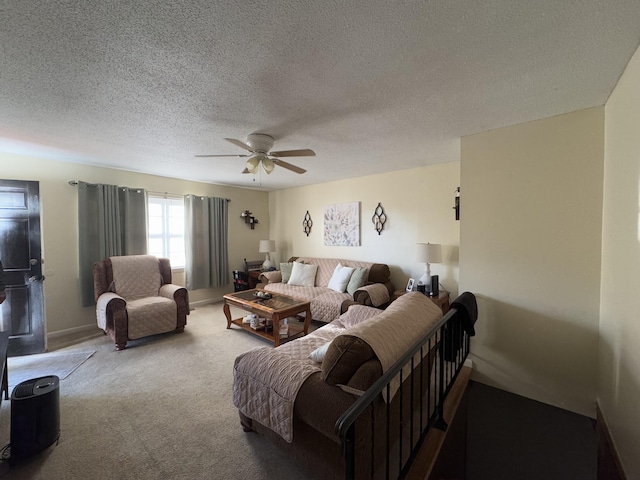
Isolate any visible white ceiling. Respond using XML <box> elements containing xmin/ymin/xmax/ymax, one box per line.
<box><xmin>1</xmin><ymin>1</ymin><xmax>639</xmax><ymax>191</ymax></box>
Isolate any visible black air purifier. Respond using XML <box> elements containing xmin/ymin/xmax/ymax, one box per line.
<box><xmin>430</xmin><ymin>275</ymin><xmax>439</xmax><ymax>296</ymax></box>
<box><xmin>10</xmin><ymin>375</ymin><xmax>60</xmax><ymax>464</ymax></box>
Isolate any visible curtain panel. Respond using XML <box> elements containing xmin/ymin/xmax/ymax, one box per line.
<box><xmin>185</xmin><ymin>195</ymin><xmax>229</xmax><ymax>290</ymax></box>
<box><xmin>77</xmin><ymin>181</ymin><xmax>148</xmax><ymax>306</ymax></box>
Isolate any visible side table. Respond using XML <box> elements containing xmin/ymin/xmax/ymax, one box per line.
<box><xmin>248</xmin><ymin>270</ymin><xmax>261</xmax><ymax>289</ymax></box>
<box><xmin>427</xmin><ymin>291</ymin><xmax>450</xmax><ymax>314</ymax></box>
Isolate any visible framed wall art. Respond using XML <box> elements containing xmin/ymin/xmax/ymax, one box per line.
<box><xmin>324</xmin><ymin>202</ymin><xmax>360</xmax><ymax>246</ymax></box>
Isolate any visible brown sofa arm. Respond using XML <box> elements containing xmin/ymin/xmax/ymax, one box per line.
<box><xmin>294</xmin><ymin>373</ymin><xmax>360</xmax><ymax>442</ymax></box>
<box><xmin>353</xmin><ymin>283</ymin><xmax>392</xmax><ymax>308</ymax></box>
<box><xmin>340</xmin><ymin>299</ymin><xmax>358</xmax><ymax>314</ymax></box>
<box><xmin>259</xmin><ymin>270</ymin><xmax>282</xmax><ymax>285</ymax></box>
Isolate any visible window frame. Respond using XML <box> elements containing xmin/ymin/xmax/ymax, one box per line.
<box><xmin>147</xmin><ymin>194</ymin><xmax>185</xmax><ymax>271</ymax></box>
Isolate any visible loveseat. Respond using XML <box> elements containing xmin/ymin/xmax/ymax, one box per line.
<box><xmin>257</xmin><ymin>256</ymin><xmax>395</xmax><ymax>323</ymax></box>
<box><xmin>233</xmin><ymin>292</ymin><xmax>470</xmax><ymax>479</ymax></box>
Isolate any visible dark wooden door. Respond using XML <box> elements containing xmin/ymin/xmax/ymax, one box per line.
<box><xmin>0</xmin><ymin>180</ymin><xmax>45</xmax><ymax>356</ymax></box>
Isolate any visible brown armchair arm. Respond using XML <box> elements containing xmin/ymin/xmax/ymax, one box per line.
<box><xmin>96</xmin><ymin>293</ymin><xmax>128</xmax><ymax>350</ymax></box>
<box><xmin>159</xmin><ymin>284</ymin><xmax>189</xmax><ymax>330</ymax></box>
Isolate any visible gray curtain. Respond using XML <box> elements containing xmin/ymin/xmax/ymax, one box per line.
<box><xmin>78</xmin><ymin>182</ymin><xmax>148</xmax><ymax>306</ymax></box>
<box><xmin>185</xmin><ymin>195</ymin><xmax>229</xmax><ymax>290</ymax></box>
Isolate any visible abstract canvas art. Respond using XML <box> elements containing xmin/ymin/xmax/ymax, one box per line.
<box><xmin>324</xmin><ymin>202</ymin><xmax>360</xmax><ymax>246</ymax></box>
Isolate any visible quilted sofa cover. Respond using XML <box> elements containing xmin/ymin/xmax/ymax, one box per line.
<box><xmin>235</xmin><ymin>293</ymin><xmax>446</xmax><ymax>479</ymax></box>
<box><xmin>94</xmin><ymin>255</ymin><xmax>189</xmax><ymax>350</ymax></box>
<box><xmin>259</xmin><ymin>257</ymin><xmax>394</xmax><ymax>323</ymax></box>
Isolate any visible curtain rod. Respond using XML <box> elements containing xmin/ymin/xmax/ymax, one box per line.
<box><xmin>68</xmin><ymin>181</ymin><xmax>230</xmax><ymax>201</ymax></box>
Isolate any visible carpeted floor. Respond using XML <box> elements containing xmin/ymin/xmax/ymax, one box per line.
<box><xmin>7</xmin><ymin>350</ymin><xmax>96</xmax><ymax>390</ymax></box>
<box><xmin>0</xmin><ymin>303</ymin><xmax>321</xmax><ymax>480</ymax></box>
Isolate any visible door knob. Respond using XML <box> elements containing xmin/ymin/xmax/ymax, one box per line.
<box><xmin>28</xmin><ymin>275</ymin><xmax>45</xmax><ymax>282</ymax></box>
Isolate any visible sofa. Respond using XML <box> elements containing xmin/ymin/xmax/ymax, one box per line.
<box><xmin>257</xmin><ymin>256</ymin><xmax>395</xmax><ymax>323</ymax></box>
<box><xmin>233</xmin><ymin>292</ymin><xmax>447</xmax><ymax>479</ymax></box>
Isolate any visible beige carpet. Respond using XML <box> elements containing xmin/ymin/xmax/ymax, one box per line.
<box><xmin>0</xmin><ymin>303</ymin><xmax>321</xmax><ymax>480</ymax></box>
<box><xmin>7</xmin><ymin>350</ymin><xmax>96</xmax><ymax>389</ymax></box>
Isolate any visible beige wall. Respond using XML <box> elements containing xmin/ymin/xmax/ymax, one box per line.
<box><xmin>1</xmin><ymin>153</ymin><xmax>269</xmax><ymax>338</ymax></box>
<box><xmin>600</xmin><ymin>45</ymin><xmax>640</xmax><ymax>476</ymax></box>
<box><xmin>268</xmin><ymin>162</ymin><xmax>461</xmax><ymax>297</ymax></box>
<box><xmin>460</xmin><ymin>108</ymin><xmax>604</xmax><ymax>417</ymax></box>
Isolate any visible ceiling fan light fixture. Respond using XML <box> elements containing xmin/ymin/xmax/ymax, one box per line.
<box><xmin>200</xmin><ymin>134</ymin><xmax>314</xmax><ymax>176</ymax></box>
<box><xmin>262</xmin><ymin>157</ymin><xmax>275</xmax><ymax>174</ymax></box>
<box><xmin>245</xmin><ymin>156</ymin><xmax>260</xmax><ymax>174</ymax></box>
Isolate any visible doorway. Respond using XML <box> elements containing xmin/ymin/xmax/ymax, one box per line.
<box><xmin>0</xmin><ymin>180</ymin><xmax>45</xmax><ymax>356</ymax></box>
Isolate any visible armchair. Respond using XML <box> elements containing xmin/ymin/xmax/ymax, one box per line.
<box><xmin>93</xmin><ymin>255</ymin><xmax>189</xmax><ymax>350</ymax></box>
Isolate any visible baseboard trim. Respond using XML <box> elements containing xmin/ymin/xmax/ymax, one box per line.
<box><xmin>189</xmin><ymin>297</ymin><xmax>223</xmax><ymax>309</ymax></box>
<box><xmin>596</xmin><ymin>402</ymin><xmax>627</xmax><ymax>480</ymax></box>
<box><xmin>47</xmin><ymin>324</ymin><xmax>102</xmax><ymax>351</ymax></box>
<box><xmin>47</xmin><ymin>323</ymin><xmax>97</xmax><ymax>340</ymax></box>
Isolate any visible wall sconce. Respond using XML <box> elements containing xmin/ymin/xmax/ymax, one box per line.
<box><xmin>453</xmin><ymin>187</ymin><xmax>460</xmax><ymax>221</ymax></box>
<box><xmin>302</xmin><ymin>211</ymin><xmax>313</xmax><ymax>236</ymax></box>
<box><xmin>371</xmin><ymin>202</ymin><xmax>386</xmax><ymax>235</ymax></box>
<box><xmin>241</xmin><ymin>210</ymin><xmax>259</xmax><ymax>229</ymax></box>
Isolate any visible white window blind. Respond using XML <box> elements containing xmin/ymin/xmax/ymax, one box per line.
<box><xmin>148</xmin><ymin>195</ymin><xmax>185</xmax><ymax>269</ymax></box>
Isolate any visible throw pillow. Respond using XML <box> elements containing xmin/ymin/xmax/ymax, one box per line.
<box><xmin>280</xmin><ymin>262</ymin><xmax>293</xmax><ymax>283</ymax></box>
<box><xmin>309</xmin><ymin>342</ymin><xmax>331</xmax><ymax>362</ymax></box>
<box><xmin>327</xmin><ymin>263</ymin><xmax>355</xmax><ymax>293</ymax></box>
<box><xmin>287</xmin><ymin>262</ymin><xmax>318</xmax><ymax>287</ymax></box>
<box><xmin>346</xmin><ymin>267</ymin><xmax>368</xmax><ymax>295</ymax></box>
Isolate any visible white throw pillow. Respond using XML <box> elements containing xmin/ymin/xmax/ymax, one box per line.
<box><xmin>327</xmin><ymin>263</ymin><xmax>356</xmax><ymax>292</ymax></box>
<box><xmin>288</xmin><ymin>262</ymin><xmax>318</xmax><ymax>287</ymax></box>
<box><xmin>309</xmin><ymin>342</ymin><xmax>331</xmax><ymax>362</ymax></box>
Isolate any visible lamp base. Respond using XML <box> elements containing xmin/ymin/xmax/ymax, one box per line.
<box><xmin>418</xmin><ymin>263</ymin><xmax>431</xmax><ymax>291</ymax></box>
<box><xmin>262</xmin><ymin>254</ymin><xmax>274</xmax><ymax>271</ymax></box>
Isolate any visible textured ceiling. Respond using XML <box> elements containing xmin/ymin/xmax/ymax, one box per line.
<box><xmin>1</xmin><ymin>1</ymin><xmax>639</xmax><ymax>191</ymax></box>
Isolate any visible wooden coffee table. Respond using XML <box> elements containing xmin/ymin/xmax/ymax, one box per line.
<box><xmin>223</xmin><ymin>289</ymin><xmax>312</xmax><ymax>347</ymax></box>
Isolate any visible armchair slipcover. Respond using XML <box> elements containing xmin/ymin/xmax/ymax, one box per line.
<box><xmin>93</xmin><ymin>255</ymin><xmax>189</xmax><ymax>350</ymax></box>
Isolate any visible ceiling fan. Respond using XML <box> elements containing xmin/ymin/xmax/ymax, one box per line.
<box><xmin>195</xmin><ymin>134</ymin><xmax>315</xmax><ymax>175</ymax></box>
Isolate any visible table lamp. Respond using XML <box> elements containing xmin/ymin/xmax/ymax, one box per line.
<box><xmin>259</xmin><ymin>240</ymin><xmax>276</xmax><ymax>270</ymax></box>
<box><xmin>417</xmin><ymin>243</ymin><xmax>442</xmax><ymax>294</ymax></box>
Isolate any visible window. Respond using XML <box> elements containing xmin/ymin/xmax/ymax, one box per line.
<box><xmin>148</xmin><ymin>196</ymin><xmax>185</xmax><ymax>269</ymax></box>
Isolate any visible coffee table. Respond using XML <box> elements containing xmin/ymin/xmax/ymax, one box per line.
<box><xmin>223</xmin><ymin>289</ymin><xmax>312</xmax><ymax>347</ymax></box>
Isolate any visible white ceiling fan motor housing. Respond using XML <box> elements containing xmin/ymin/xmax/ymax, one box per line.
<box><xmin>246</xmin><ymin>134</ymin><xmax>274</xmax><ymax>154</ymax></box>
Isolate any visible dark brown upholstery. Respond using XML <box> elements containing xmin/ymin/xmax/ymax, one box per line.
<box><xmin>241</xmin><ymin>346</ymin><xmax>437</xmax><ymax>480</ymax></box>
<box><xmin>93</xmin><ymin>256</ymin><xmax>189</xmax><ymax>350</ymax></box>
<box><xmin>321</xmin><ymin>335</ymin><xmax>376</xmax><ymax>385</ymax></box>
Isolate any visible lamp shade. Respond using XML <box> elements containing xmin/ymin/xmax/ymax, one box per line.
<box><xmin>417</xmin><ymin>243</ymin><xmax>442</xmax><ymax>264</ymax></box>
<box><xmin>259</xmin><ymin>239</ymin><xmax>276</xmax><ymax>253</ymax></box>
<box><xmin>245</xmin><ymin>156</ymin><xmax>260</xmax><ymax>174</ymax></box>
<box><xmin>261</xmin><ymin>157</ymin><xmax>275</xmax><ymax>174</ymax></box>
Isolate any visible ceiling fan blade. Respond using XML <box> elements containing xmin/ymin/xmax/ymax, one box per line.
<box><xmin>273</xmin><ymin>159</ymin><xmax>306</xmax><ymax>174</ymax></box>
<box><xmin>195</xmin><ymin>154</ymin><xmax>249</xmax><ymax>158</ymax></box>
<box><xmin>241</xmin><ymin>168</ymin><xmax>251</xmax><ymax>174</ymax></box>
<box><xmin>269</xmin><ymin>149</ymin><xmax>315</xmax><ymax>158</ymax></box>
<box><xmin>225</xmin><ymin>138</ymin><xmax>253</xmax><ymax>152</ymax></box>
